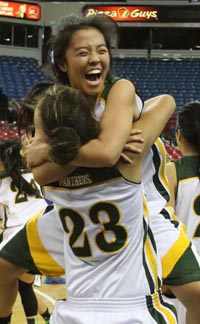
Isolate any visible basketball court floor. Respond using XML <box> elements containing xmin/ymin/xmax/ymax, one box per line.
<box><xmin>12</xmin><ymin>276</ymin><xmax>66</xmax><ymax>323</ymax></box>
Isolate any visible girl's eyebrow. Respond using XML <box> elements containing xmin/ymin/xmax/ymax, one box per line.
<box><xmin>73</xmin><ymin>46</ymin><xmax>87</xmax><ymax>52</ymax></box>
<box><xmin>74</xmin><ymin>44</ymin><xmax>107</xmax><ymax>51</ymax></box>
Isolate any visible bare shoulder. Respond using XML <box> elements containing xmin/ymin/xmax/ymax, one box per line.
<box><xmin>113</xmin><ymin>79</ymin><xmax>135</xmax><ymax>91</ymax></box>
<box><xmin>107</xmin><ymin>79</ymin><xmax>136</xmax><ymax>105</ymax></box>
<box><xmin>108</xmin><ymin>79</ymin><xmax>136</xmax><ymax>95</ymax></box>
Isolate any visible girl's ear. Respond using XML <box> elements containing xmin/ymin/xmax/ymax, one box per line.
<box><xmin>59</xmin><ymin>62</ymin><xmax>67</xmax><ymax>72</ymax></box>
<box><xmin>176</xmin><ymin>128</ymin><xmax>182</xmax><ymax>144</ymax></box>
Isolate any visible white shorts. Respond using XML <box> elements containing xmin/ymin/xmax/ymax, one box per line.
<box><xmin>151</xmin><ymin>207</ymin><xmax>200</xmax><ymax>285</ymax></box>
<box><xmin>50</xmin><ymin>291</ymin><xmax>177</xmax><ymax>324</ymax></box>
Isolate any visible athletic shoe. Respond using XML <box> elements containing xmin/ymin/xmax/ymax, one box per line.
<box><xmin>44</xmin><ymin>277</ymin><xmax>65</xmax><ymax>284</ymax></box>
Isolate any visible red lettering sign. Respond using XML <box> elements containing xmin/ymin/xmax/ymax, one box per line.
<box><xmin>85</xmin><ymin>6</ymin><xmax>159</xmax><ymax>22</ymax></box>
<box><xmin>0</xmin><ymin>1</ymin><xmax>41</xmax><ymax>20</ymax></box>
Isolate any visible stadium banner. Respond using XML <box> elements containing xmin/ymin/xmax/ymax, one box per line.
<box><xmin>83</xmin><ymin>5</ymin><xmax>200</xmax><ymax>23</ymax></box>
<box><xmin>0</xmin><ymin>1</ymin><xmax>41</xmax><ymax>20</ymax></box>
<box><xmin>84</xmin><ymin>6</ymin><xmax>159</xmax><ymax>22</ymax></box>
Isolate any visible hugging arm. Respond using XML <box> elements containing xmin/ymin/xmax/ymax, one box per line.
<box><xmin>27</xmin><ymin>80</ymin><xmax>139</xmax><ymax>185</ymax></box>
<box><xmin>131</xmin><ymin>94</ymin><xmax>176</xmax><ymax>158</ymax></box>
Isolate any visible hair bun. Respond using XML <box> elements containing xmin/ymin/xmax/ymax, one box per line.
<box><xmin>49</xmin><ymin>127</ymin><xmax>81</xmax><ymax>165</ymax></box>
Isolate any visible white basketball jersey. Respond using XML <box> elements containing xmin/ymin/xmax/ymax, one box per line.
<box><xmin>142</xmin><ymin>138</ymin><xmax>170</xmax><ymax>215</ymax></box>
<box><xmin>44</xmin><ymin>168</ymin><xmax>161</xmax><ymax>300</ymax></box>
<box><xmin>174</xmin><ymin>156</ymin><xmax>200</xmax><ymax>253</ymax></box>
<box><xmin>0</xmin><ymin>172</ymin><xmax>47</xmax><ymax>229</ymax></box>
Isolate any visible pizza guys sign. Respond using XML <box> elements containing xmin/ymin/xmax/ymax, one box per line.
<box><xmin>84</xmin><ymin>6</ymin><xmax>159</xmax><ymax>22</ymax></box>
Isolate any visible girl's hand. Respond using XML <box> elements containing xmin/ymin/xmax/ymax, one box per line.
<box><xmin>120</xmin><ymin>129</ymin><xmax>144</xmax><ymax>163</ymax></box>
<box><xmin>21</xmin><ymin>136</ymin><xmax>50</xmax><ymax>168</ymax></box>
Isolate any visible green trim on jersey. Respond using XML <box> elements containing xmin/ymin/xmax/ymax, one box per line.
<box><xmin>160</xmin><ymin>208</ymin><xmax>179</xmax><ymax>228</ymax></box>
<box><xmin>100</xmin><ymin>75</ymin><xmax>120</xmax><ymax>100</ymax></box>
<box><xmin>163</xmin><ymin>242</ymin><xmax>200</xmax><ymax>286</ymax></box>
<box><xmin>100</xmin><ymin>75</ymin><xmax>143</xmax><ymax>116</ymax></box>
<box><xmin>48</xmin><ymin>167</ymin><xmax>122</xmax><ymax>190</ymax></box>
<box><xmin>174</xmin><ymin>156</ymin><xmax>199</xmax><ymax>180</ymax></box>
<box><xmin>152</xmin><ymin>144</ymin><xmax>170</xmax><ymax>203</ymax></box>
<box><xmin>143</xmin><ymin>219</ymin><xmax>155</xmax><ymax>294</ymax></box>
<box><xmin>0</xmin><ymin>225</ymin><xmax>41</xmax><ymax>274</ymax></box>
<box><xmin>143</xmin><ymin>219</ymin><xmax>161</xmax><ymax>294</ymax></box>
<box><xmin>146</xmin><ymin>291</ymin><xmax>177</xmax><ymax>323</ymax></box>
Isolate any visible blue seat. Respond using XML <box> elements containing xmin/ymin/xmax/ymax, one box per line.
<box><xmin>112</xmin><ymin>57</ymin><xmax>200</xmax><ymax>114</ymax></box>
<box><xmin>0</xmin><ymin>55</ymin><xmax>48</xmax><ymax>100</ymax></box>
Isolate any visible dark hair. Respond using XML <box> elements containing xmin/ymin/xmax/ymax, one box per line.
<box><xmin>37</xmin><ymin>84</ymin><xmax>99</xmax><ymax>165</ymax></box>
<box><xmin>47</xmin><ymin>13</ymin><xmax>118</xmax><ymax>84</ymax></box>
<box><xmin>178</xmin><ymin>101</ymin><xmax>200</xmax><ymax>176</ymax></box>
<box><xmin>18</xmin><ymin>81</ymin><xmax>54</xmax><ymax>132</ymax></box>
<box><xmin>0</xmin><ymin>137</ymin><xmax>38</xmax><ymax>195</ymax></box>
<box><xmin>1</xmin><ymin>82</ymin><xmax>54</xmax><ymax>196</ymax></box>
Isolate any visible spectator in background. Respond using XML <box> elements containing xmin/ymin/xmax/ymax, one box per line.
<box><xmin>166</xmin><ymin>101</ymin><xmax>200</xmax><ymax>324</ymax></box>
<box><xmin>0</xmin><ymin>88</ymin><xmax>9</xmax><ymax>121</ymax></box>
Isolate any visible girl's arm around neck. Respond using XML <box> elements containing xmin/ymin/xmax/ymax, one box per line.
<box><xmin>72</xmin><ymin>79</ymin><xmax>139</xmax><ymax>168</ymax></box>
<box><xmin>119</xmin><ymin>94</ymin><xmax>176</xmax><ymax>164</ymax></box>
<box><xmin>134</xmin><ymin>94</ymin><xmax>176</xmax><ymax>157</ymax></box>
<box><xmin>31</xmin><ymin>94</ymin><xmax>175</xmax><ymax>186</ymax></box>
<box><xmin>117</xmin><ymin>94</ymin><xmax>176</xmax><ymax>183</ymax></box>
<box><xmin>32</xmin><ymin>161</ymin><xmax>75</xmax><ymax>186</ymax></box>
